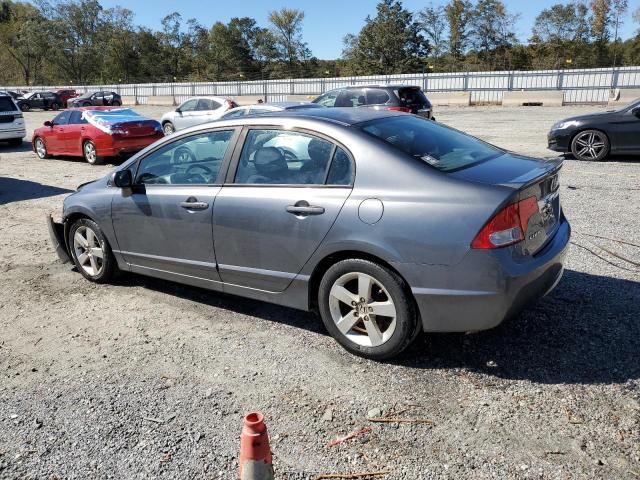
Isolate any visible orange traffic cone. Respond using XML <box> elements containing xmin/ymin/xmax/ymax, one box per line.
<box><xmin>239</xmin><ymin>412</ymin><xmax>274</xmax><ymax>480</ymax></box>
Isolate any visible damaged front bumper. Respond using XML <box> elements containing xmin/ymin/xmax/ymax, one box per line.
<box><xmin>46</xmin><ymin>214</ymin><xmax>70</xmax><ymax>263</ymax></box>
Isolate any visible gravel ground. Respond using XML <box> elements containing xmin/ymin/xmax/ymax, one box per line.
<box><xmin>0</xmin><ymin>105</ymin><xmax>639</xmax><ymax>480</ymax></box>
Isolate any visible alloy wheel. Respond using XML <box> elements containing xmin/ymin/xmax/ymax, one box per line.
<box><xmin>84</xmin><ymin>142</ymin><xmax>97</xmax><ymax>164</ymax></box>
<box><xmin>72</xmin><ymin>226</ymin><xmax>104</xmax><ymax>276</ymax></box>
<box><xmin>163</xmin><ymin>123</ymin><xmax>175</xmax><ymax>135</ymax></box>
<box><xmin>35</xmin><ymin>138</ymin><xmax>47</xmax><ymax>158</ymax></box>
<box><xmin>328</xmin><ymin>272</ymin><xmax>397</xmax><ymax>347</ymax></box>
<box><xmin>574</xmin><ymin>131</ymin><xmax>606</xmax><ymax>160</ymax></box>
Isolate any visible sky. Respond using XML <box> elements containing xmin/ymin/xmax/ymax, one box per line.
<box><xmin>76</xmin><ymin>0</ymin><xmax>640</xmax><ymax>59</ymax></box>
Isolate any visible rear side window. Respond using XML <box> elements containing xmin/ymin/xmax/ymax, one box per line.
<box><xmin>396</xmin><ymin>87</ymin><xmax>429</xmax><ymax>107</ymax></box>
<box><xmin>314</xmin><ymin>90</ymin><xmax>339</xmax><ymax>107</ymax></box>
<box><xmin>0</xmin><ymin>97</ymin><xmax>17</xmax><ymax>112</ymax></box>
<box><xmin>197</xmin><ymin>98</ymin><xmax>220</xmax><ymax>111</ymax></box>
<box><xmin>326</xmin><ymin>147</ymin><xmax>354</xmax><ymax>185</ymax></box>
<box><xmin>336</xmin><ymin>89</ymin><xmax>366</xmax><ymax>107</ymax></box>
<box><xmin>69</xmin><ymin>111</ymin><xmax>88</xmax><ymax>125</ymax></box>
<box><xmin>360</xmin><ymin>115</ymin><xmax>502</xmax><ymax>172</ymax></box>
<box><xmin>367</xmin><ymin>89</ymin><xmax>390</xmax><ymax>105</ymax></box>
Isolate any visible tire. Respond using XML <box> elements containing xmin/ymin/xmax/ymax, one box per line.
<box><xmin>8</xmin><ymin>138</ymin><xmax>22</xmax><ymax>147</ymax></box>
<box><xmin>68</xmin><ymin>218</ymin><xmax>116</xmax><ymax>283</ymax></box>
<box><xmin>570</xmin><ymin>129</ymin><xmax>610</xmax><ymax>161</ymax></box>
<box><xmin>82</xmin><ymin>102</ymin><xmax>91</xmax><ymax>107</ymax></box>
<box><xmin>34</xmin><ymin>137</ymin><xmax>50</xmax><ymax>158</ymax></box>
<box><xmin>51</xmin><ymin>102</ymin><xmax>60</xmax><ymax>111</ymax></box>
<box><xmin>83</xmin><ymin>140</ymin><xmax>102</xmax><ymax>165</ymax></box>
<box><xmin>163</xmin><ymin>122</ymin><xmax>175</xmax><ymax>135</ymax></box>
<box><xmin>112</xmin><ymin>100</ymin><xmax>121</xmax><ymax>107</ymax></box>
<box><xmin>20</xmin><ymin>103</ymin><xmax>30</xmax><ymax>112</ymax></box>
<box><xmin>318</xmin><ymin>259</ymin><xmax>419</xmax><ymax>360</ymax></box>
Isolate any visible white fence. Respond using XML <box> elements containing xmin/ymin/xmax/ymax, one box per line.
<box><xmin>5</xmin><ymin>66</ymin><xmax>640</xmax><ymax>105</ymax></box>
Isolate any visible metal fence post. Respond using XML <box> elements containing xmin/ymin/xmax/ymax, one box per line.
<box><xmin>507</xmin><ymin>71</ymin><xmax>514</xmax><ymax>91</ymax></box>
<box><xmin>463</xmin><ymin>71</ymin><xmax>469</xmax><ymax>91</ymax></box>
<box><xmin>556</xmin><ymin>70</ymin><xmax>564</xmax><ymax>91</ymax></box>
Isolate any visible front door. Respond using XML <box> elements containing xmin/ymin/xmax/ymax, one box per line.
<box><xmin>611</xmin><ymin>108</ymin><xmax>640</xmax><ymax>153</ymax></box>
<box><xmin>173</xmin><ymin>99</ymin><xmax>199</xmax><ymax>131</ymax></box>
<box><xmin>213</xmin><ymin>128</ymin><xmax>355</xmax><ymax>292</ymax></box>
<box><xmin>111</xmin><ymin>128</ymin><xmax>238</xmax><ymax>282</ymax></box>
<box><xmin>47</xmin><ymin>110</ymin><xmax>71</xmax><ymax>154</ymax></box>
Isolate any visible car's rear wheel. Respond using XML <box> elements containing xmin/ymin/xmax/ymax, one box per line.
<box><xmin>571</xmin><ymin>129</ymin><xmax>610</xmax><ymax>161</ymax></box>
<box><xmin>163</xmin><ymin>122</ymin><xmax>175</xmax><ymax>135</ymax></box>
<box><xmin>20</xmin><ymin>103</ymin><xmax>30</xmax><ymax>112</ymax></box>
<box><xmin>83</xmin><ymin>140</ymin><xmax>102</xmax><ymax>165</ymax></box>
<box><xmin>34</xmin><ymin>137</ymin><xmax>50</xmax><ymax>158</ymax></box>
<box><xmin>68</xmin><ymin>218</ymin><xmax>116</xmax><ymax>283</ymax></box>
<box><xmin>318</xmin><ymin>259</ymin><xmax>419</xmax><ymax>360</ymax></box>
<box><xmin>51</xmin><ymin>102</ymin><xmax>60</xmax><ymax>111</ymax></box>
<box><xmin>112</xmin><ymin>100</ymin><xmax>121</xmax><ymax>106</ymax></box>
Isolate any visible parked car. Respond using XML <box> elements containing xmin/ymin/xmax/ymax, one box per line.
<box><xmin>17</xmin><ymin>91</ymin><xmax>63</xmax><ymax>111</ymax></box>
<box><xmin>548</xmin><ymin>98</ymin><xmax>640</xmax><ymax>161</ymax></box>
<box><xmin>0</xmin><ymin>92</ymin><xmax>26</xmax><ymax>146</ymax></box>
<box><xmin>312</xmin><ymin>85</ymin><xmax>434</xmax><ymax>119</ymax></box>
<box><xmin>33</xmin><ymin>107</ymin><xmax>163</xmax><ymax>165</ymax></box>
<box><xmin>220</xmin><ymin>101</ymin><xmax>324</xmax><ymax>120</ymax></box>
<box><xmin>47</xmin><ymin>108</ymin><xmax>569</xmax><ymax>360</ymax></box>
<box><xmin>160</xmin><ymin>96</ymin><xmax>237</xmax><ymax>135</ymax></box>
<box><xmin>68</xmin><ymin>91</ymin><xmax>122</xmax><ymax>108</ymax></box>
<box><xmin>0</xmin><ymin>90</ymin><xmax>22</xmax><ymax>100</ymax></box>
<box><xmin>55</xmin><ymin>89</ymin><xmax>78</xmax><ymax>108</ymax></box>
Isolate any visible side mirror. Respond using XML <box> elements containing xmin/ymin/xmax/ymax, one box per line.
<box><xmin>632</xmin><ymin>107</ymin><xmax>640</xmax><ymax>118</ymax></box>
<box><xmin>113</xmin><ymin>169</ymin><xmax>133</xmax><ymax>188</ymax></box>
<box><xmin>44</xmin><ymin>121</ymin><xmax>53</xmax><ymax>127</ymax></box>
<box><xmin>175</xmin><ymin>108</ymin><xmax>182</xmax><ymax>115</ymax></box>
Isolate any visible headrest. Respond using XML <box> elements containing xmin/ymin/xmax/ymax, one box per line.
<box><xmin>254</xmin><ymin>147</ymin><xmax>288</xmax><ymax>176</ymax></box>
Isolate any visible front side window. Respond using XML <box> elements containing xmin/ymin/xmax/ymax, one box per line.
<box><xmin>179</xmin><ymin>99</ymin><xmax>197</xmax><ymax>112</ymax></box>
<box><xmin>336</xmin><ymin>89</ymin><xmax>366</xmax><ymax>107</ymax></box>
<box><xmin>314</xmin><ymin>90</ymin><xmax>339</xmax><ymax>107</ymax></box>
<box><xmin>234</xmin><ymin>129</ymin><xmax>354</xmax><ymax>186</ymax></box>
<box><xmin>222</xmin><ymin>108</ymin><xmax>247</xmax><ymax>119</ymax></box>
<box><xmin>135</xmin><ymin>130</ymin><xmax>234</xmax><ymax>185</ymax></box>
<box><xmin>360</xmin><ymin>115</ymin><xmax>503</xmax><ymax>172</ymax></box>
<box><xmin>53</xmin><ymin>111</ymin><xmax>71</xmax><ymax>125</ymax></box>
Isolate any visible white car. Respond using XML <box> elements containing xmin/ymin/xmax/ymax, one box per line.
<box><xmin>0</xmin><ymin>93</ymin><xmax>26</xmax><ymax>146</ymax></box>
<box><xmin>160</xmin><ymin>96</ymin><xmax>236</xmax><ymax>135</ymax></box>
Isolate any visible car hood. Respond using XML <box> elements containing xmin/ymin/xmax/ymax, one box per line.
<box><xmin>555</xmin><ymin>110</ymin><xmax>618</xmax><ymax>124</ymax></box>
<box><xmin>448</xmin><ymin>152</ymin><xmax>562</xmax><ymax>189</ymax></box>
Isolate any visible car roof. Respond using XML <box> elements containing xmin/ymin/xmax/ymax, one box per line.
<box><xmin>268</xmin><ymin>101</ymin><xmax>321</xmax><ymax>109</ymax></box>
<box><xmin>337</xmin><ymin>84</ymin><xmax>420</xmax><ymax>90</ymax></box>
<box><xmin>65</xmin><ymin>106</ymin><xmax>127</xmax><ymax>112</ymax></box>
<box><xmin>214</xmin><ymin>107</ymin><xmax>402</xmax><ymax>127</ymax></box>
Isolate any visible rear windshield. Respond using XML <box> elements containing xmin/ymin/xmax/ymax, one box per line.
<box><xmin>396</xmin><ymin>87</ymin><xmax>429</xmax><ymax>107</ymax></box>
<box><xmin>0</xmin><ymin>97</ymin><xmax>17</xmax><ymax>112</ymax></box>
<box><xmin>359</xmin><ymin>115</ymin><xmax>503</xmax><ymax>172</ymax></box>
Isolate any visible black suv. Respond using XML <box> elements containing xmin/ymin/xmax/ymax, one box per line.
<box><xmin>68</xmin><ymin>91</ymin><xmax>122</xmax><ymax>108</ymax></box>
<box><xmin>17</xmin><ymin>91</ymin><xmax>63</xmax><ymax>111</ymax></box>
<box><xmin>312</xmin><ymin>85</ymin><xmax>434</xmax><ymax>119</ymax></box>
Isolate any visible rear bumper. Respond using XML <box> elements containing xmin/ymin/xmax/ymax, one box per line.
<box><xmin>46</xmin><ymin>214</ymin><xmax>70</xmax><ymax>263</ymax></box>
<box><xmin>547</xmin><ymin>130</ymin><xmax>572</xmax><ymax>152</ymax></box>
<box><xmin>394</xmin><ymin>218</ymin><xmax>571</xmax><ymax>332</ymax></box>
<box><xmin>97</xmin><ymin>134</ymin><xmax>164</xmax><ymax>157</ymax></box>
<box><xmin>0</xmin><ymin>127</ymin><xmax>26</xmax><ymax>140</ymax></box>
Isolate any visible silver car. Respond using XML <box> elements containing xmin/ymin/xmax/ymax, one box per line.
<box><xmin>47</xmin><ymin>108</ymin><xmax>570</xmax><ymax>360</ymax></box>
<box><xmin>161</xmin><ymin>96</ymin><xmax>235</xmax><ymax>135</ymax></box>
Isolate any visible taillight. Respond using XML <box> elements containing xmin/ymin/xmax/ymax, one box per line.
<box><xmin>471</xmin><ymin>196</ymin><xmax>539</xmax><ymax>249</ymax></box>
<box><xmin>387</xmin><ymin>106</ymin><xmax>411</xmax><ymax>113</ymax></box>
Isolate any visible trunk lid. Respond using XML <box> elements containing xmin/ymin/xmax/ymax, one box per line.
<box><xmin>114</xmin><ymin>119</ymin><xmax>161</xmax><ymax>137</ymax></box>
<box><xmin>451</xmin><ymin>153</ymin><xmax>563</xmax><ymax>255</ymax></box>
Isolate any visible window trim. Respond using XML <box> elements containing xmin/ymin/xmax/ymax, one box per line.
<box><xmin>224</xmin><ymin>125</ymin><xmax>356</xmax><ymax>188</ymax></box>
<box><xmin>127</xmin><ymin>126</ymin><xmax>241</xmax><ymax>188</ymax></box>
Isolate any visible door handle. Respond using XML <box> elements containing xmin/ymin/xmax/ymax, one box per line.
<box><xmin>179</xmin><ymin>197</ymin><xmax>209</xmax><ymax>210</ymax></box>
<box><xmin>286</xmin><ymin>201</ymin><xmax>325</xmax><ymax>216</ymax></box>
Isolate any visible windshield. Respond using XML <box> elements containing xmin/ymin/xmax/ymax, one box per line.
<box><xmin>359</xmin><ymin>115</ymin><xmax>503</xmax><ymax>172</ymax></box>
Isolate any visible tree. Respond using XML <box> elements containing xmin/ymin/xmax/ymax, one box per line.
<box><xmin>445</xmin><ymin>0</ymin><xmax>473</xmax><ymax>63</ymax></box>
<box><xmin>100</xmin><ymin>7</ymin><xmax>138</xmax><ymax>82</ymax></box>
<box><xmin>158</xmin><ymin>12</ymin><xmax>188</xmax><ymax>81</ymax></box>
<box><xmin>418</xmin><ymin>4</ymin><xmax>448</xmax><ymax>61</ymax></box>
<box><xmin>268</xmin><ymin>8</ymin><xmax>310</xmax><ymax>73</ymax></box>
<box><xmin>342</xmin><ymin>0</ymin><xmax>429</xmax><ymax>75</ymax></box>
<box><xmin>469</xmin><ymin>0</ymin><xmax>518</xmax><ymax>69</ymax></box>
<box><xmin>591</xmin><ymin>0</ymin><xmax>612</xmax><ymax>43</ymax></box>
<box><xmin>0</xmin><ymin>1</ymin><xmax>49</xmax><ymax>84</ymax></box>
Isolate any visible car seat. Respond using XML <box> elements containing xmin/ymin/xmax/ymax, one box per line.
<box><xmin>246</xmin><ymin>147</ymin><xmax>291</xmax><ymax>184</ymax></box>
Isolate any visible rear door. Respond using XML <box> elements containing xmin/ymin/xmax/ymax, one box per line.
<box><xmin>63</xmin><ymin>110</ymin><xmax>88</xmax><ymax>154</ymax></box>
<box><xmin>110</xmin><ymin>128</ymin><xmax>238</xmax><ymax>282</ymax></box>
<box><xmin>212</xmin><ymin>127</ymin><xmax>355</xmax><ymax>292</ymax></box>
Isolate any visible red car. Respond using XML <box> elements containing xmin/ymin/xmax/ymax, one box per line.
<box><xmin>32</xmin><ymin>107</ymin><xmax>164</xmax><ymax>165</ymax></box>
<box><xmin>55</xmin><ymin>89</ymin><xmax>78</xmax><ymax>108</ymax></box>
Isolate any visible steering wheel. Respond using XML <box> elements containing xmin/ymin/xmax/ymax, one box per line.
<box><xmin>186</xmin><ymin>163</ymin><xmax>214</xmax><ymax>176</ymax></box>
<box><xmin>278</xmin><ymin>148</ymin><xmax>298</xmax><ymax>162</ymax></box>
<box><xmin>138</xmin><ymin>173</ymin><xmax>168</xmax><ymax>184</ymax></box>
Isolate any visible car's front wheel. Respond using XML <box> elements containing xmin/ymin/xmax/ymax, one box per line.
<box><xmin>19</xmin><ymin>103</ymin><xmax>30</xmax><ymax>112</ymax></box>
<box><xmin>83</xmin><ymin>140</ymin><xmax>102</xmax><ymax>165</ymax></box>
<box><xmin>571</xmin><ymin>129</ymin><xmax>610</xmax><ymax>161</ymax></box>
<box><xmin>51</xmin><ymin>102</ymin><xmax>60</xmax><ymax>111</ymax></box>
<box><xmin>112</xmin><ymin>100</ymin><xmax>121</xmax><ymax>106</ymax></box>
<box><xmin>318</xmin><ymin>259</ymin><xmax>419</xmax><ymax>360</ymax></box>
<box><xmin>34</xmin><ymin>137</ymin><xmax>50</xmax><ymax>158</ymax></box>
<box><xmin>163</xmin><ymin>122</ymin><xmax>175</xmax><ymax>135</ymax></box>
<box><xmin>68</xmin><ymin>218</ymin><xmax>117</xmax><ymax>283</ymax></box>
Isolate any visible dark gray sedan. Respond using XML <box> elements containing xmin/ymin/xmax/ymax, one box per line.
<box><xmin>48</xmin><ymin>108</ymin><xmax>570</xmax><ymax>359</ymax></box>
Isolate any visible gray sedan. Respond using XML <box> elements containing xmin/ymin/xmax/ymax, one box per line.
<box><xmin>47</xmin><ymin>108</ymin><xmax>570</xmax><ymax>360</ymax></box>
